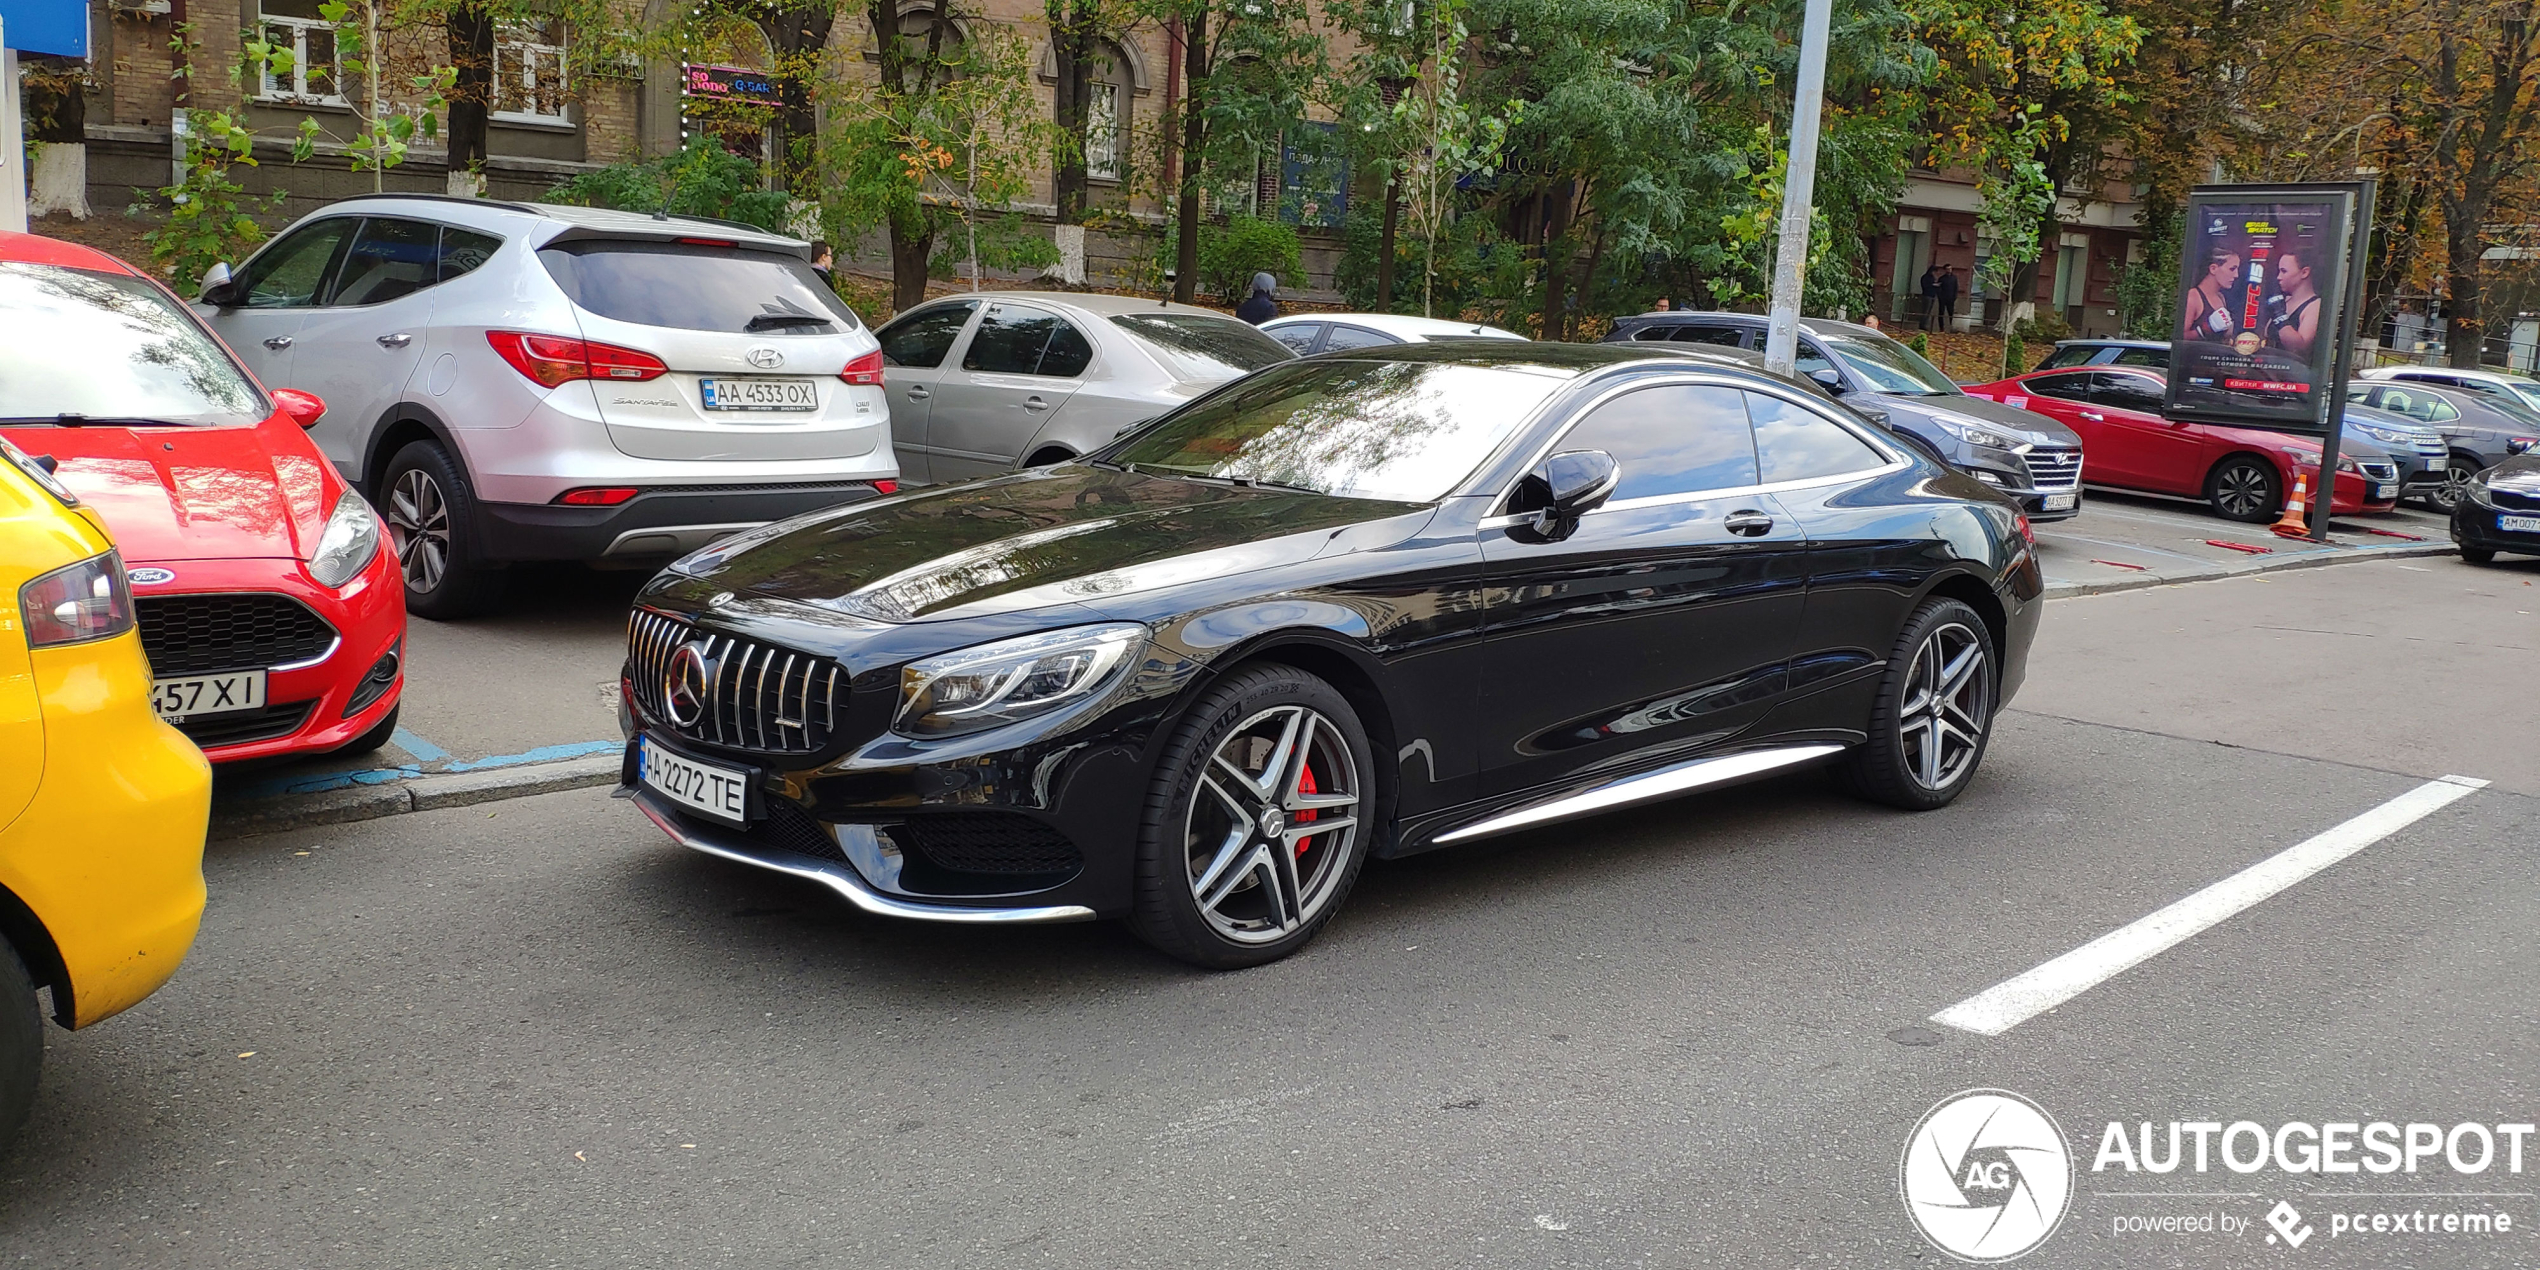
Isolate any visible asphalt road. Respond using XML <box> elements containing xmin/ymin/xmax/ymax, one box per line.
<box><xmin>10</xmin><ymin>552</ymin><xmax>2535</xmax><ymax>1267</ymax></box>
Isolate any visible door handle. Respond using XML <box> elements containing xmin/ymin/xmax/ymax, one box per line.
<box><xmin>2078</xmin><ymin>410</ymin><xmax>2105</xmax><ymax>421</ymax></box>
<box><xmin>1023</xmin><ymin>395</ymin><xmax>1050</xmax><ymax>411</ymax></box>
<box><xmin>1724</xmin><ymin>510</ymin><xmax>1774</xmax><ymax>537</ymax></box>
<box><xmin>905</xmin><ymin>386</ymin><xmax>931</xmax><ymax>401</ymax></box>
<box><xmin>376</xmin><ymin>332</ymin><xmax>413</xmax><ymax>349</ymax></box>
<box><xmin>263</xmin><ymin>335</ymin><xmax>293</xmax><ymax>351</ymax></box>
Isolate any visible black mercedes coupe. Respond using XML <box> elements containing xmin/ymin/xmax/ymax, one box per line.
<box><xmin>616</xmin><ymin>342</ymin><xmax>2044</xmax><ymax>967</ymax></box>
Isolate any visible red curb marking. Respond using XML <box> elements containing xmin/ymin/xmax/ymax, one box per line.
<box><xmin>2205</xmin><ymin>539</ymin><xmax>2275</xmax><ymax>555</ymax></box>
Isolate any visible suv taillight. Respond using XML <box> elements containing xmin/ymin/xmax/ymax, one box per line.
<box><xmin>487</xmin><ymin>331</ymin><xmax>669</xmax><ymax>388</ymax></box>
<box><xmin>840</xmin><ymin>349</ymin><xmax>885</xmax><ymax>387</ymax></box>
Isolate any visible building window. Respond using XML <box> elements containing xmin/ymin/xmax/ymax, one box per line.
<box><xmin>257</xmin><ymin>13</ymin><xmax>344</xmax><ymax>104</ymax></box>
<box><xmin>494</xmin><ymin>21</ymin><xmax>569</xmax><ymax>124</ymax></box>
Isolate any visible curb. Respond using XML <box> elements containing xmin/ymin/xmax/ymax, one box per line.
<box><xmin>2042</xmin><ymin>540</ymin><xmax>2455</xmax><ymax>600</ymax></box>
<box><xmin>211</xmin><ymin>753</ymin><xmax>622</xmax><ymax>841</ymax></box>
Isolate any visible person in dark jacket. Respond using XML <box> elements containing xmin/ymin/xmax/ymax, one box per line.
<box><xmin>1919</xmin><ymin>264</ymin><xmax>1943</xmax><ymax>330</ymax></box>
<box><xmin>1935</xmin><ymin>266</ymin><xmax>1962</xmax><ymax>331</ymax></box>
<box><xmin>1236</xmin><ymin>272</ymin><xmax>1280</xmax><ymax>324</ymax></box>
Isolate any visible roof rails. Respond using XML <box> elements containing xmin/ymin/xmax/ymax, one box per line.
<box><xmin>327</xmin><ymin>191</ymin><xmax>546</xmax><ymax>217</ymax></box>
<box><xmin>318</xmin><ymin>192</ymin><xmax>802</xmax><ymax>243</ymax></box>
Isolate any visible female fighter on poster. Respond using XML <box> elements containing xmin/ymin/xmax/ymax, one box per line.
<box><xmin>2183</xmin><ymin>246</ymin><xmax>2242</xmax><ymax>340</ymax></box>
<box><xmin>2267</xmin><ymin>251</ymin><xmax>2323</xmax><ymax>360</ymax></box>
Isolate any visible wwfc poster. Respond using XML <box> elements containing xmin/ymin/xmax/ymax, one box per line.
<box><xmin>2166</xmin><ymin>188</ymin><xmax>2357</xmax><ymax>433</ymax></box>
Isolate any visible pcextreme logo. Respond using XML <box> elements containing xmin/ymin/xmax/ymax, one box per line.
<box><xmin>1901</xmin><ymin>1089</ymin><xmax>2075</xmax><ymax>1263</ymax></box>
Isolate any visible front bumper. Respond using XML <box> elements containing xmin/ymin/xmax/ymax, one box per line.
<box><xmin>2453</xmin><ymin>499</ymin><xmax>2540</xmax><ymax>555</ymax></box>
<box><xmin>1958</xmin><ymin>447</ymin><xmax>2083</xmax><ymax>522</ymax></box>
<box><xmin>479</xmin><ymin>482</ymin><xmax>887</xmax><ymax>563</ymax></box>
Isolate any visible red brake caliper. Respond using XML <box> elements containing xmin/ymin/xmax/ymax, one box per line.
<box><xmin>1294</xmin><ymin>763</ymin><xmax>1319</xmax><ymax>857</ymax></box>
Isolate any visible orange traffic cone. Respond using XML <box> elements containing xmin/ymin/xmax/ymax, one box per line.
<box><xmin>2271</xmin><ymin>468</ymin><xmax>2313</xmax><ymax>539</ymax></box>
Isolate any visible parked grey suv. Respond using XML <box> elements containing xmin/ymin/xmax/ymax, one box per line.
<box><xmin>2346</xmin><ymin>378</ymin><xmax>2540</xmax><ymax>511</ymax></box>
<box><xmin>194</xmin><ymin>196</ymin><xmax>893</xmax><ymax>617</ymax></box>
<box><xmin>1605</xmin><ymin>312</ymin><xmax>2087</xmax><ymax>521</ymax></box>
<box><xmin>870</xmin><ymin>292</ymin><xmax>1294</xmax><ymax>483</ymax></box>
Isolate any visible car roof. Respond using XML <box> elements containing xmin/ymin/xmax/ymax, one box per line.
<box><xmin>1268</xmin><ymin>312</ymin><xmax>1526</xmax><ymax>340</ymax></box>
<box><xmin>2380</xmin><ymin>365</ymin><xmax>2538</xmax><ymax>385</ymax></box>
<box><xmin>0</xmin><ymin>230</ymin><xmax>143</xmax><ymax>275</ymax></box>
<box><xmin>2053</xmin><ymin>337</ymin><xmax>2169</xmax><ymax>349</ymax></box>
<box><xmin>319</xmin><ymin>193</ymin><xmax>810</xmax><ymax>251</ymax></box>
<box><xmin>1311</xmin><ymin>339</ymin><xmax>1766</xmax><ymax>377</ymax></box>
<box><xmin>945</xmin><ymin>291</ymin><xmax>1244</xmax><ymax>320</ymax></box>
<box><xmin>1616</xmin><ymin>310</ymin><xmax>1886</xmax><ymax>339</ymax></box>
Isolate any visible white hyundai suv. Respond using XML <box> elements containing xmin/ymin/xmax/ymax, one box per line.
<box><xmin>194</xmin><ymin>195</ymin><xmax>893</xmax><ymax>617</ymax></box>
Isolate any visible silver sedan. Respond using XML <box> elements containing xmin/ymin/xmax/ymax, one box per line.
<box><xmin>871</xmin><ymin>291</ymin><xmax>1295</xmax><ymax>483</ymax></box>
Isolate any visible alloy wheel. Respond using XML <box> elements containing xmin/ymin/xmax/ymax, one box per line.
<box><xmin>1897</xmin><ymin>621</ymin><xmax>1990</xmax><ymax>792</ymax></box>
<box><xmin>1183</xmin><ymin>704</ymin><xmax>1362</xmax><ymax>945</ymax></box>
<box><xmin>2430</xmin><ymin>460</ymin><xmax>2475</xmax><ymax>513</ymax></box>
<box><xmin>386</xmin><ymin>468</ymin><xmax>452</xmax><ymax>593</ymax></box>
<box><xmin>2214</xmin><ymin>463</ymin><xmax>2272</xmax><ymax>519</ymax></box>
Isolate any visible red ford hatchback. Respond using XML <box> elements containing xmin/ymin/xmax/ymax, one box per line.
<box><xmin>1964</xmin><ymin>365</ymin><xmax>2397</xmax><ymax>522</ymax></box>
<box><xmin>0</xmin><ymin>232</ymin><xmax>406</xmax><ymax>762</ymax></box>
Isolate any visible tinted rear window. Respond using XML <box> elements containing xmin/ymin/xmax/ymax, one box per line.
<box><xmin>0</xmin><ymin>263</ymin><xmax>268</xmax><ymax>427</ymax></box>
<box><xmin>538</xmin><ymin>240</ymin><xmax>863</xmax><ymax>334</ymax></box>
<box><xmin>1109</xmin><ymin>312</ymin><xmax>1294</xmax><ymax>379</ymax></box>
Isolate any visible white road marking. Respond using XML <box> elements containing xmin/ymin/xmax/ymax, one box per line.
<box><xmin>1931</xmin><ymin>775</ymin><xmax>2489</xmax><ymax>1036</ymax></box>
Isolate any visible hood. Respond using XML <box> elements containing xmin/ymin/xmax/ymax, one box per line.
<box><xmin>1872</xmin><ymin>392</ymin><xmax>2085</xmax><ymax>448</ymax></box>
<box><xmin>673</xmin><ymin>465</ymin><xmax>1428</xmax><ymax>623</ymax></box>
<box><xmin>1</xmin><ymin>419</ymin><xmax>334</xmax><ymax>563</ymax></box>
<box><xmin>2342</xmin><ymin>405</ymin><xmax>2442</xmax><ymax>441</ymax></box>
<box><xmin>2483</xmin><ymin>453</ymin><xmax>2540</xmax><ymax>492</ymax></box>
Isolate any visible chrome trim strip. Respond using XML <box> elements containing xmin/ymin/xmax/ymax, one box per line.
<box><xmin>1431</xmin><ymin>744</ymin><xmax>1849</xmax><ymax>845</ymax></box>
<box><xmin>1590</xmin><ymin>461</ymin><xmax>1912</xmax><ymax>515</ymax></box>
<box><xmin>634</xmin><ymin>794</ymin><xmax>1096</xmax><ymax>925</ymax></box>
<box><xmin>268</xmin><ymin>634</ymin><xmax>344</xmax><ymax>672</ymax></box>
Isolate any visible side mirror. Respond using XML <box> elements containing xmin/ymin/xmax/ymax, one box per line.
<box><xmin>1510</xmin><ymin>449</ymin><xmax>1619</xmax><ymax>540</ymax></box>
<box><xmin>1809</xmin><ymin>367</ymin><xmax>1846</xmax><ymax>394</ymax></box>
<box><xmin>270</xmin><ymin>387</ymin><xmax>327</xmax><ymax>428</ymax></box>
<box><xmin>199</xmin><ymin>262</ymin><xmax>241</xmax><ymax>307</ymax></box>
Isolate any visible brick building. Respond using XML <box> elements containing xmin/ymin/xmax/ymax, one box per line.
<box><xmin>1865</xmin><ymin>162</ymin><xmax>2147</xmax><ymax>338</ymax></box>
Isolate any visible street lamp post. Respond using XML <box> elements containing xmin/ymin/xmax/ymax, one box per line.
<box><xmin>1762</xmin><ymin>0</ymin><xmax>1833</xmax><ymax>378</ymax></box>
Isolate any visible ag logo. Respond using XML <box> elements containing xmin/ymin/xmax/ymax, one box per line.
<box><xmin>1901</xmin><ymin>1089</ymin><xmax>2073</xmax><ymax>1263</ymax></box>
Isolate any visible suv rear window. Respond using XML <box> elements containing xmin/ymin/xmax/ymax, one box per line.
<box><xmin>538</xmin><ymin>240</ymin><xmax>863</xmax><ymax>334</ymax></box>
<box><xmin>0</xmin><ymin>263</ymin><xmax>268</xmax><ymax>427</ymax></box>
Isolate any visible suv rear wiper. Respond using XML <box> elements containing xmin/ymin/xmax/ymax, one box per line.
<box><xmin>744</xmin><ymin>313</ymin><xmax>833</xmax><ymax>332</ymax></box>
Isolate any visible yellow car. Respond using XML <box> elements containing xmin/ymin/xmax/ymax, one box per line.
<box><xmin>0</xmin><ymin>435</ymin><xmax>211</xmax><ymax>1147</ymax></box>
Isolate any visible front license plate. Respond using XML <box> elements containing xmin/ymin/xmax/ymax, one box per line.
<box><xmin>153</xmin><ymin>670</ymin><xmax>266</xmax><ymax>719</ymax></box>
<box><xmin>2502</xmin><ymin>514</ymin><xmax>2540</xmax><ymax>533</ymax></box>
<box><xmin>699</xmin><ymin>377</ymin><xmax>818</xmax><ymax>412</ymax></box>
<box><xmin>2372</xmin><ymin>482</ymin><xmax>2397</xmax><ymax>500</ymax></box>
<box><xmin>2043</xmin><ymin>492</ymin><xmax>2078</xmax><ymax>511</ymax></box>
<box><xmin>639</xmin><ymin>735</ymin><xmax>752</xmax><ymax>825</ymax></box>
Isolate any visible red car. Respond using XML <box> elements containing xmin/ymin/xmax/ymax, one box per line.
<box><xmin>0</xmin><ymin>232</ymin><xmax>405</xmax><ymax>762</ymax></box>
<box><xmin>1964</xmin><ymin>365</ymin><xmax>2398</xmax><ymax>522</ymax></box>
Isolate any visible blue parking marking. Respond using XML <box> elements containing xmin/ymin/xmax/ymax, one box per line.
<box><xmin>391</xmin><ymin>728</ymin><xmax>451</xmax><ymax>762</ymax></box>
<box><xmin>440</xmin><ymin>740</ymin><xmax>623</xmax><ymax>773</ymax></box>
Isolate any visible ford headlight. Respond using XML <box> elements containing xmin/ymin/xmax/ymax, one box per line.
<box><xmin>1930</xmin><ymin>413</ymin><xmax>2021</xmax><ymax>451</ymax></box>
<box><xmin>894</xmin><ymin>623</ymin><xmax>1146</xmax><ymax>739</ymax></box>
<box><xmin>308</xmin><ymin>488</ymin><xmax>382</xmax><ymax>589</ymax></box>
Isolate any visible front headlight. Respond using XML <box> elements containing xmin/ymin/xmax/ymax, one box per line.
<box><xmin>2351</xmin><ymin>424</ymin><xmax>2402</xmax><ymax>445</ymax></box>
<box><xmin>894</xmin><ymin>623</ymin><xmax>1146</xmax><ymax>739</ymax></box>
<box><xmin>1929</xmin><ymin>412</ymin><xmax>2022</xmax><ymax>451</ymax></box>
<box><xmin>308</xmin><ymin>488</ymin><xmax>382</xmax><ymax>589</ymax></box>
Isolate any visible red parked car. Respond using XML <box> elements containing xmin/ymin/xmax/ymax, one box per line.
<box><xmin>0</xmin><ymin>232</ymin><xmax>405</xmax><ymax>762</ymax></box>
<box><xmin>1964</xmin><ymin>365</ymin><xmax>2398</xmax><ymax>523</ymax></box>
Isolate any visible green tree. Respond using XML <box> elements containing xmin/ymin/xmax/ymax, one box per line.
<box><xmin>541</xmin><ymin>135</ymin><xmax>796</xmax><ymax>229</ymax></box>
<box><xmin>1137</xmin><ymin>0</ymin><xmax>1325</xmax><ymax>303</ymax></box>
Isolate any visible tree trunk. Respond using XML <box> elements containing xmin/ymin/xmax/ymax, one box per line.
<box><xmin>1538</xmin><ymin>187</ymin><xmax>1573</xmax><ymax>341</ymax></box>
<box><xmin>760</xmin><ymin>2</ymin><xmax>838</xmax><ymax>192</ymax></box>
<box><xmin>445</xmin><ymin>7</ymin><xmax>493</xmax><ymax>176</ymax></box>
<box><xmin>1172</xmin><ymin>9</ymin><xmax>1208</xmax><ymax>305</ymax></box>
<box><xmin>2445</xmin><ymin>210</ymin><xmax>2488</xmax><ymax>368</ymax></box>
<box><xmin>1376</xmin><ymin>179</ymin><xmax>1399</xmax><ymax>310</ymax></box>
<box><xmin>1050</xmin><ymin>0</ymin><xmax>1095</xmax><ymax>223</ymax></box>
<box><xmin>889</xmin><ymin>212</ymin><xmax>934</xmax><ymax>311</ymax></box>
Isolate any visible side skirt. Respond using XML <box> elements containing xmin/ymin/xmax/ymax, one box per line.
<box><xmin>1408</xmin><ymin>743</ymin><xmax>1851</xmax><ymax>850</ymax></box>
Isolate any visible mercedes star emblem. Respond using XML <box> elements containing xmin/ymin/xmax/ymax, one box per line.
<box><xmin>665</xmin><ymin>642</ymin><xmax>711</xmax><ymax>727</ymax></box>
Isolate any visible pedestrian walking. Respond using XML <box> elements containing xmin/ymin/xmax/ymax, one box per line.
<box><xmin>1237</xmin><ymin>272</ymin><xmax>1280</xmax><ymax>324</ymax></box>
<box><xmin>1919</xmin><ymin>263</ymin><xmax>1943</xmax><ymax>331</ymax></box>
<box><xmin>1935</xmin><ymin>266</ymin><xmax>1961</xmax><ymax>331</ymax></box>
<box><xmin>1653</xmin><ymin>297</ymin><xmax>1672</xmax><ymax>312</ymax></box>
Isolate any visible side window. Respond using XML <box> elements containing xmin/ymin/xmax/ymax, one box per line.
<box><xmin>2422</xmin><ymin>397</ymin><xmax>2461</xmax><ymax>423</ymax></box>
<box><xmin>1321</xmin><ymin>324</ymin><xmax>1393</xmax><ymax>351</ymax></box>
<box><xmin>875</xmin><ymin>300</ymin><xmax>978</xmax><ymax>368</ymax></box>
<box><xmin>328</xmin><ymin>217</ymin><xmax>441</xmax><ymax>306</ymax></box>
<box><xmin>1038</xmin><ymin>320</ymin><xmax>1095</xmax><ymax>378</ymax></box>
<box><xmin>1267</xmin><ymin>322</ymin><xmax>1323</xmax><ymax>354</ymax></box>
<box><xmin>1669</xmin><ymin>325</ymin><xmax>1749</xmax><ymax>347</ymax></box>
<box><xmin>963</xmin><ymin>304</ymin><xmax>1067</xmax><ymax>375</ymax></box>
<box><xmin>1553</xmin><ymin>384</ymin><xmax>1759</xmax><ymax>502</ymax></box>
<box><xmin>438</xmin><ymin>227</ymin><xmax>503</xmax><ymax>283</ymax></box>
<box><xmin>1793</xmin><ymin>340</ymin><xmax>1837</xmax><ymax>378</ymax></box>
<box><xmin>1630</xmin><ymin>324</ymin><xmax>1678</xmax><ymax>341</ymax></box>
<box><xmin>1746</xmin><ymin>392</ymin><xmax>1886</xmax><ymax>483</ymax></box>
<box><xmin>2113</xmin><ymin>347</ymin><xmax>2171</xmax><ymax>368</ymax></box>
<box><xmin>237</xmin><ymin>218</ymin><xmax>355</xmax><ymax>308</ymax></box>
<box><xmin>2091</xmin><ymin>372</ymin><xmax>2167</xmax><ymax>413</ymax></box>
<box><xmin>2035</xmin><ymin>346</ymin><xmax>2090</xmax><ymax>369</ymax></box>
<box><xmin>2023</xmin><ymin>371</ymin><xmax>2097</xmax><ymax>403</ymax></box>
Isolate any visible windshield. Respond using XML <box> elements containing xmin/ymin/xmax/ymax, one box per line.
<box><xmin>0</xmin><ymin>263</ymin><xmax>268</xmax><ymax>426</ymax></box>
<box><xmin>1825</xmin><ymin>333</ymin><xmax>1961</xmax><ymax>395</ymax></box>
<box><xmin>1105</xmin><ymin>359</ymin><xmax>1568</xmax><ymax>502</ymax></box>
<box><xmin>1110</xmin><ymin>312</ymin><xmax>1295</xmax><ymax>380</ymax></box>
<box><xmin>538</xmin><ymin>240</ymin><xmax>863</xmax><ymax>333</ymax></box>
